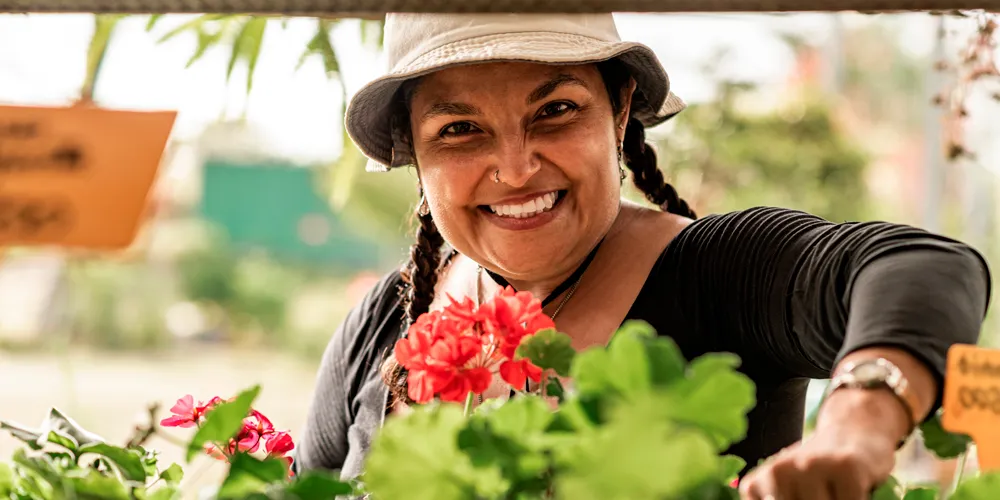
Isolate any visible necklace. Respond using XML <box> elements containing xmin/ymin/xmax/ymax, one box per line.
<box><xmin>475</xmin><ymin>265</ymin><xmax>582</xmax><ymax>321</ymax></box>
<box><xmin>474</xmin><ymin>241</ymin><xmax>602</xmax><ymax>403</ymax></box>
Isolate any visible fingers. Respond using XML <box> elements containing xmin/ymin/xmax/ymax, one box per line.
<box><xmin>739</xmin><ymin>452</ymin><xmax>870</xmax><ymax>500</ymax></box>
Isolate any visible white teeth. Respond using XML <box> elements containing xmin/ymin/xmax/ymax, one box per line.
<box><xmin>489</xmin><ymin>191</ymin><xmax>559</xmax><ymax>218</ymax></box>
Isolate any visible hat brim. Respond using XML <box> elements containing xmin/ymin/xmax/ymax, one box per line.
<box><xmin>345</xmin><ymin>31</ymin><xmax>685</xmax><ymax>172</ymax></box>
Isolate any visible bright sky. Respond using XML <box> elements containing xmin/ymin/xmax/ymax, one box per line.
<box><xmin>0</xmin><ymin>12</ymin><xmax>941</xmax><ymax>166</ymax></box>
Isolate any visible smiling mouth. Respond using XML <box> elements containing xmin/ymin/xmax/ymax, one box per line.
<box><xmin>480</xmin><ymin>190</ymin><xmax>567</xmax><ymax>218</ymax></box>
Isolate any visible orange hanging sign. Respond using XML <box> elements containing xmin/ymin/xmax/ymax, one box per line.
<box><xmin>0</xmin><ymin>104</ymin><xmax>176</xmax><ymax>250</ymax></box>
<box><xmin>942</xmin><ymin>343</ymin><xmax>1000</xmax><ymax>471</ymax></box>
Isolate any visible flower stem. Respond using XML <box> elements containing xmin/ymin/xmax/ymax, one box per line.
<box><xmin>463</xmin><ymin>392</ymin><xmax>475</xmax><ymax>417</ymax></box>
<box><xmin>947</xmin><ymin>449</ymin><xmax>969</xmax><ymax>498</ymax></box>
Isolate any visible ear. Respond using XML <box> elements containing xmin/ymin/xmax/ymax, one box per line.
<box><xmin>616</xmin><ymin>77</ymin><xmax>638</xmax><ymax>143</ymax></box>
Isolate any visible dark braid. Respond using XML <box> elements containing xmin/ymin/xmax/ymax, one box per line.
<box><xmin>595</xmin><ymin>58</ymin><xmax>696</xmax><ymax>220</ymax></box>
<box><xmin>621</xmin><ymin>117</ymin><xmax>696</xmax><ymax>219</ymax></box>
<box><xmin>382</xmin><ymin>209</ymin><xmax>445</xmax><ymax>407</ymax></box>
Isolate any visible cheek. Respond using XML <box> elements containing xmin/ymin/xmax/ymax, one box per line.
<box><xmin>419</xmin><ymin>165</ymin><xmax>482</xmax><ymax>216</ymax></box>
<box><xmin>540</xmin><ymin>129</ymin><xmax>619</xmax><ymax>188</ymax></box>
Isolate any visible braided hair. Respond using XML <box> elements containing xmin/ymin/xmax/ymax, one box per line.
<box><xmin>381</xmin><ymin>59</ymin><xmax>696</xmax><ymax>407</ymax></box>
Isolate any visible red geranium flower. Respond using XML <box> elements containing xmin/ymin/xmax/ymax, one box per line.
<box><xmin>234</xmin><ymin>410</ymin><xmax>275</xmax><ymax>453</ymax></box>
<box><xmin>479</xmin><ymin>287</ymin><xmax>553</xmax><ymax>388</ymax></box>
<box><xmin>394</xmin><ymin>308</ymin><xmax>491</xmax><ymax>403</ymax></box>
<box><xmin>393</xmin><ymin>287</ymin><xmax>553</xmax><ymax>404</ymax></box>
<box><xmin>266</xmin><ymin>431</ymin><xmax>295</xmax><ymax>456</ymax></box>
<box><xmin>160</xmin><ymin>395</ymin><xmax>222</xmax><ymax>428</ymax></box>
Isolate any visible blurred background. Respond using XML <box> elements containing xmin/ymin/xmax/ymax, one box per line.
<box><xmin>0</xmin><ymin>10</ymin><xmax>997</xmax><ymax>496</ymax></box>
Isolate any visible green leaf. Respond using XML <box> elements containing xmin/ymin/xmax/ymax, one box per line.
<box><xmin>145</xmin><ymin>14</ymin><xmax>164</xmax><ymax>31</ymax></box>
<box><xmin>156</xmin><ymin>14</ymin><xmax>226</xmax><ymax>43</ymax></box>
<box><xmin>365</xmin><ymin>404</ymin><xmax>506</xmax><ymax>500</ymax></box>
<box><xmin>570</xmin><ymin>320</ymin><xmax>687</xmax><ymax>400</ymax></box>
<box><xmin>42</xmin><ymin>431</ymin><xmax>78</xmax><ymax>453</ymax></box>
<box><xmin>282</xmin><ymin>470</ymin><xmax>354</xmax><ymax>498</ymax></box>
<box><xmin>160</xmin><ymin>463</ymin><xmax>184</xmax><ymax>484</ymax></box>
<box><xmin>186</xmin><ymin>385</ymin><xmax>260</xmax><ymax>462</ymax></box>
<box><xmin>546</xmin><ymin>377</ymin><xmax>566</xmax><ymax>402</ymax></box>
<box><xmin>571</xmin><ymin>328</ymin><xmax>652</xmax><ymax>398</ymax></box>
<box><xmin>871</xmin><ymin>476</ymin><xmax>901</xmax><ymax>500</ymax></box>
<box><xmin>719</xmin><ymin>455</ymin><xmax>745</xmax><ymax>482</ymax></box>
<box><xmin>226</xmin><ymin>17</ymin><xmax>268</xmax><ymax>95</ymax></box>
<box><xmin>217</xmin><ymin>453</ymin><xmax>289</xmax><ymax>498</ymax></box>
<box><xmin>902</xmin><ymin>487</ymin><xmax>938</xmax><ymax>500</ymax></box>
<box><xmin>78</xmin><ymin>442</ymin><xmax>147</xmax><ymax>482</ymax></box>
<box><xmin>951</xmin><ymin>472</ymin><xmax>1000</xmax><ymax>500</ymax></box>
<box><xmin>484</xmin><ymin>395</ymin><xmax>553</xmax><ymax>440</ymax></box>
<box><xmin>186</xmin><ymin>25</ymin><xmax>228</xmax><ymax>68</ymax></box>
<box><xmin>457</xmin><ymin>396</ymin><xmax>552</xmax><ymax>490</ymax></box>
<box><xmin>0</xmin><ymin>462</ymin><xmax>14</xmax><ymax>494</ymax></box>
<box><xmin>67</xmin><ymin>469</ymin><xmax>131</xmax><ymax>500</ymax></box>
<box><xmin>553</xmin><ymin>400</ymin><xmax>718</xmax><ymax>500</ymax></box>
<box><xmin>0</xmin><ymin>420</ymin><xmax>43</xmax><ymax>450</ymax></box>
<box><xmin>652</xmin><ymin>353</ymin><xmax>756</xmax><ymax>450</ymax></box>
<box><xmin>919</xmin><ymin>413</ymin><xmax>971</xmax><ymax>459</ymax></box>
<box><xmin>296</xmin><ymin>19</ymin><xmax>340</xmax><ymax>79</ymax></box>
<box><xmin>37</xmin><ymin>408</ymin><xmax>105</xmax><ymax>449</ymax></box>
<box><xmin>11</xmin><ymin>448</ymin><xmax>63</xmax><ymax>492</ymax></box>
<box><xmin>516</xmin><ymin>328</ymin><xmax>575</xmax><ymax>377</ymax></box>
<box><xmin>147</xmin><ymin>486</ymin><xmax>182</xmax><ymax>500</ymax></box>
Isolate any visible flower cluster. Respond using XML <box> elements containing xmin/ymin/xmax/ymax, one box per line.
<box><xmin>394</xmin><ymin>286</ymin><xmax>555</xmax><ymax>404</ymax></box>
<box><xmin>160</xmin><ymin>395</ymin><xmax>294</xmax><ymax>471</ymax></box>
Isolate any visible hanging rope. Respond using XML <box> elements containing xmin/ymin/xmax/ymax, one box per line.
<box><xmin>1</xmin><ymin>0</ymin><xmax>998</xmax><ymax>15</ymax></box>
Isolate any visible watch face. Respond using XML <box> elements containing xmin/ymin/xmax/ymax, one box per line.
<box><xmin>853</xmin><ymin>361</ymin><xmax>891</xmax><ymax>384</ymax></box>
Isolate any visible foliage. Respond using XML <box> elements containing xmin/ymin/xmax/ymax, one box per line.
<box><xmin>3</xmin><ymin>319</ymin><xmax>1000</xmax><ymax>499</ymax></box>
<box><xmin>0</xmin><ymin>387</ymin><xmax>354</xmax><ymax>500</ymax></box>
<box><xmin>652</xmin><ymin>73</ymin><xmax>870</xmax><ymax>222</ymax></box>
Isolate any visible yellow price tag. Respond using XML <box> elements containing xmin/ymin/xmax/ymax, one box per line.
<box><xmin>0</xmin><ymin>104</ymin><xmax>176</xmax><ymax>250</ymax></box>
<box><xmin>942</xmin><ymin>343</ymin><xmax>1000</xmax><ymax>471</ymax></box>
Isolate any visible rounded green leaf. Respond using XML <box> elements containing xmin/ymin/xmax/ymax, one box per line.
<box><xmin>516</xmin><ymin>328</ymin><xmax>575</xmax><ymax>377</ymax></box>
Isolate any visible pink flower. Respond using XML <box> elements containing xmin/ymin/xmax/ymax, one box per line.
<box><xmin>235</xmin><ymin>410</ymin><xmax>275</xmax><ymax>453</ymax></box>
<box><xmin>266</xmin><ymin>431</ymin><xmax>295</xmax><ymax>456</ymax></box>
<box><xmin>160</xmin><ymin>395</ymin><xmax>221</xmax><ymax>428</ymax></box>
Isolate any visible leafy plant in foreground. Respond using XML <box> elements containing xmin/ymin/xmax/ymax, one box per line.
<box><xmin>2</xmin><ymin>288</ymin><xmax>998</xmax><ymax>499</ymax></box>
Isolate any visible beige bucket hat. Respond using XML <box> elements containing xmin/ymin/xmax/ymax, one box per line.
<box><xmin>345</xmin><ymin>13</ymin><xmax>686</xmax><ymax>172</ymax></box>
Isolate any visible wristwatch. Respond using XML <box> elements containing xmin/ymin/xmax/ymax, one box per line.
<box><xmin>822</xmin><ymin>358</ymin><xmax>920</xmax><ymax>442</ymax></box>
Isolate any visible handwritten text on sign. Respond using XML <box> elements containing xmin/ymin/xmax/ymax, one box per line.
<box><xmin>943</xmin><ymin>343</ymin><xmax>1000</xmax><ymax>472</ymax></box>
<box><xmin>0</xmin><ymin>105</ymin><xmax>176</xmax><ymax>249</ymax></box>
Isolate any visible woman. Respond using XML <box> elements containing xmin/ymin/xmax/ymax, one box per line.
<box><xmin>295</xmin><ymin>12</ymin><xmax>992</xmax><ymax>500</ymax></box>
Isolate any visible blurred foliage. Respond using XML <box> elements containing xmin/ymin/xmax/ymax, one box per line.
<box><xmin>650</xmin><ymin>66</ymin><xmax>870</xmax><ymax>222</ymax></box>
<box><xmin>67</xmin><ymin>260</ymin><xmax>173</xmax><ymax>350</ymax></box>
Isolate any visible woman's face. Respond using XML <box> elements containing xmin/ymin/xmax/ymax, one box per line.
<box><xmin>409</xmin><ymin>62</ymin><xmax>633</xmax><ymax>281</ymax></box>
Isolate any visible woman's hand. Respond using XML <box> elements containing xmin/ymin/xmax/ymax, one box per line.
<box><xmin>739</xmin><ymin>382</ymin><xmax>913</xmax><ymax>500</ymax></box>
<box><xmin>737</xmin><ymin>421</ymin><xmax>897</xmax><ymax>500</ymax></box>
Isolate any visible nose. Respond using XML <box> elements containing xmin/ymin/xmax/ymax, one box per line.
<box><xmin>494</xmin><ymin>138</ymin><xmax>541</xmax><ymax>188</ymax></box>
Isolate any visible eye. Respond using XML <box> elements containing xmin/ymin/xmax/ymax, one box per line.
<box><xmin>440</xmin><ymin>122</ymin><xmax>479</xmax><ymax>137</ymax></box>
<box><xmin>539</xmin><ymin>101</ymin><xmax>577</xmax><ymax>118</ymax></box>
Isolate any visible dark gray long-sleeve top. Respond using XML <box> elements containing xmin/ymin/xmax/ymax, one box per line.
<box><xmin>293</xmin><ymin>207</ymin><xmax>992</xmax><ymax>479</ymax></box>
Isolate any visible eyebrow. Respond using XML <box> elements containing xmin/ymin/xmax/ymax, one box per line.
<box><xmin>421</xmin><ymin>102</ymin><xmax>482</xmax><ymax>121</ymax></box>
<box><xmin>526</xmin><ymin>74</ymin><xmax>589</xmax><ymax>105</ymax></box>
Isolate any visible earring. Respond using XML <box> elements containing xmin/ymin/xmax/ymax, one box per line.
<box><xmin>417</xmin><ymin>196</ymin><xmax>430</xmax><ymax>216</ymax></box>
<box><xmin>617</xmin><ymin>143</ymin><xmax>627</xmax><ymax>183</ymax></box>
<box><xmin>493</xmin><ymin>169</ymin><xmax>501</xmax><ymax>184</ymax></box>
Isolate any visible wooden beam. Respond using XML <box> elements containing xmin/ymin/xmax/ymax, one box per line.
<box><xmin>1</xmin><ymin>0</ymin><xmax>997</xmax><ymax>15</ymax></box>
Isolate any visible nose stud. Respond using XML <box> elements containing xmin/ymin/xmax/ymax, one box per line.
<box><xmin>493</xmin><ymin>169</ymin><xmax>501</xmax><ymax>184</ymax></box>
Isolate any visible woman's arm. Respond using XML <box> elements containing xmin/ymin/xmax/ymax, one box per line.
<box><xmin>293</xmin><ymin>273</ymin><xmax>403</xmax><ymax>474</ymax></box>
<box><xmin>664</xmin><ymin>206</ymin><xmax>990</xmax><ymax>421</ymax></box>
<box><xmin>661</xmin><ymin>206</ymin><xmax>991</xmax><ymax>499</ymax></box>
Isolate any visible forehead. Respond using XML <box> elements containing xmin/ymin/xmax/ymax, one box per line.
<box><xmin>409</xmin><ymin>62</ymin><xmax>603</xmax><ymax>105</ymax></box>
